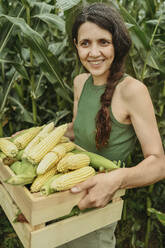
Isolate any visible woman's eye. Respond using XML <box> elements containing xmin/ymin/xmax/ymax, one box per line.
<box><xmin>100</xmin><ymin>39</ymin><xmax>111</xmax><ymax>45</ymax></box>
<box><xmin>80</xmin><ymin>40</ymin><xmax>89</xmax><ymax>47</ymax></box>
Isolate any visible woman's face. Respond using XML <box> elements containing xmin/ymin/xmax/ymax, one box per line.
<box><xmin>75</xmin><ymin>21</ymin><xmax>115</xmax><ymax>81</ymax></box>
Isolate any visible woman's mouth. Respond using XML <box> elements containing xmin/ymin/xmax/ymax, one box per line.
<box><xmin>88</xmin><ymin>59</ymin><xmax>104</xmax><ymax>65</ymax></box>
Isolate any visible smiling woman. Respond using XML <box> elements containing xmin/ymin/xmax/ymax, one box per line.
<box><xmin>74</xmin><ymin>22</ymin><xmax>115</xmax><ymax>83</ymax></box>
<box><xmin>62</xmin><ymin>2</ymin><xmax>165</xmax><ymax>248</ymax></box>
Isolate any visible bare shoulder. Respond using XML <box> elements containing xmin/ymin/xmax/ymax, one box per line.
<box><xmin>119</xmin><ymin>75</ymin><xmax>149</xmax><ymax>102</ymax></box>
<box><xmin>73</xmin><ymin>73</ymin><xmax>90</xmax><ymax>100</ymax></box>
<box><xmin>74</xmin><ymin>73</ymin><xmax>90</xmax><ymax>86</ymax></box>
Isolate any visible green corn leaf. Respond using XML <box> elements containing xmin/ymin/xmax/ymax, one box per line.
<box><xmin>0</xmin><ymin>14</ymin><xmax>72</xmax><ymax>102</ymax></box>
<box><xmin>9</xmin><ymin>96</ymin><xmax>34</xmax><ymax>123</ymax></box>
<box><xmin>54</xmin><ymin>109</ymin><xmax>71</xmax><ymax>126</ymax></box>
<box><xmin>119</xmin><ymin>5</ymin><xmax>150</xmax><ymax>51</ymax></box>
<box><xmin>56</xmin><ymin>0</ymin><xmax>81</xmax><ymax>11</ymax></box>
<box><xmin>33</xmin><ymin>13</ymin><xmax>65</xmax><ymax>33</ymax></box>
<box><xmin>0</xmin><ymin>59</ymin><xmax>29</xmax><ymax>80</ymax></box>
<box><xmin>148</xmin><ymin>208</ymin><xmax>165</xmax><ymax>226</ymax></box>
<box><xmin>145</xmin><ymin>0</ymin><xmax>156</xmax><ymax>18</ymax></box>
<box><xmin>33</xmin><ymin>2</ymin><xmax>55</xmax><ymax>14</ymax></box>
<box><xmin>0</xmin><ymin>70</ymin><xmax>17</xmax><ymax>118</ymax></box>
<box><xmin>0</xmin><ymin>7</ymin><xmax>24</xmax><ymax>54</ymax></box>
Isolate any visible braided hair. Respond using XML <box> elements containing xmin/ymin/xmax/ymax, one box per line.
<box><xmin>72</xmin><ymin>3</ymin><xmax>132</xmax><ymax>149</ymax></box>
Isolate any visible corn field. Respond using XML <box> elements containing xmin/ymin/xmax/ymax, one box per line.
<box><xmin>0</xmin><ymin>0</ymin><xmax>165</xmax><ymax>247</ymax></box>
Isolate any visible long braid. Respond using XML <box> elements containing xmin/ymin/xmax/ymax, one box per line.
<box><xmin>95</xmin><ymin>62</ymin><xmax>124</xmax><ymax>149</ymax></box>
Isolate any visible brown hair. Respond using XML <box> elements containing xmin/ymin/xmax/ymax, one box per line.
<box><xmin>72</xmin><ymin>3</ymin><xmax>132</xmax><ymax>149</ymax></box>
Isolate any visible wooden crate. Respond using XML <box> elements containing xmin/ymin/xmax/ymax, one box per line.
<box><xmin>0</xmin><ymin>161</ymin><xmax>125</xmax><ymax>248</ymax></box>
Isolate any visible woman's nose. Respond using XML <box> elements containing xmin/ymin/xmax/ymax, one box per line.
<box><xmin>89</xmin><ymin>44</ymin><xmax>101</xmax><ymax>57</ymax></box>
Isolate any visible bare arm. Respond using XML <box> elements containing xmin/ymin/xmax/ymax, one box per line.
<box><xmin>71</xmin><ymin>79</ymin><xmax>165</xmax><ymax>209</ymax></box>
<box><xmin>118</xmin><ymin>80</ymin><xmax>165</xmax><ymax>188</ymax></box>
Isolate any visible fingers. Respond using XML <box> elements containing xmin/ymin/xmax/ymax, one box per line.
<box><xmin>77</xmin><ymin>189</ymin><xmax>109</xmax><ymax>210</ymax></box>
<box><xmin>78</xmin><ymin>193</ymin><xmax>93</xmax><ymax>210</ymax></box>
<box><xmin>70</xmin><ymin>177</ymin><xmax>95</xmax><ymax>193</ymax></box>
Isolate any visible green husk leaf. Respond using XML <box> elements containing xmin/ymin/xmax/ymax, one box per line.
<box><xmin>4</xmin><ymin>174</ymin><xmax>35</xmax><ymax>186</ymax></box>
<box><xmin>41</xmin><ymin>174</ymin><xmax>62</xmax><ymax>195</ymax></box>
<box><xmin>10</xmin><ymin>159</ymin><xmax>37</xmax><ymax>176</ymax></box>
<box><xmin>0</xmin><ymin>151</ymin><xmax>7</xmax><ymax>159</ymax></box>
<box><xmin>72</xmin><ymin>149</ymin><xmax>120</xmax><ymax>171</ymax></box>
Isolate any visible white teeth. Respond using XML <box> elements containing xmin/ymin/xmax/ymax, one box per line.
<box><xmin>89</xmin><ymin>61</ymin><xmax>102</xmax><ymax>65</ymax></box>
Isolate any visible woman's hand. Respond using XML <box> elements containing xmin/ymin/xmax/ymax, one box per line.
<box><xmin>70</xmin><ymin>169</ymin><xmax>123</xmax><ymax>210</ymax></box>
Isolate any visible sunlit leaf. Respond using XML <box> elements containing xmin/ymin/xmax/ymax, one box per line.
<box><xmin>56</xmin><ymin>0</ymin><xmax>81</xmax><ymax>11</ymax></box>
<box><xmin>33</xmin><ymin>13</ymin><xmax>65</xmax><ymax>32</ymax></box>
<box><xmin>148</xmin><ymin>208</ymin><xmax>165</xmax><ymax>226</ymax></box>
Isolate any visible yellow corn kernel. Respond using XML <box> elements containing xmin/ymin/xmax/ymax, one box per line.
<box><xmin>51</xmin><ymin>144</ymin><xmax>66</xmax><ymax>159</ymax></box>
<box><xmin>23</xmin><ymin>122</ymin><xmax>54</xmax><ymax>157</ymax></box>
<box><xmin>62</xmin><ymin>142</ymin><xmax>75</xmax><ymax>153</ymax></box>
<box><xmin>37</xmin><ymin>143</ymin><xmax>70</xmax><ymax>175</ymax></box>
<box><xmin>57</xmin><ymin>153</ymin><xmax>90</xmax><ymax>173</ymax></box>
<box><xmin>51</xmin><ymin>166</ymin><xmax>95</xmax><ymax>191</ymax></box>
<box><xmin>26</xmin><ymin>124</ymin><xmax>68</xmax><ymax>164</ymax></box>
<box><xmin>30</xmin><ymin>167</ymin><xmax>57</xmax><ymax>193</ymax></box>
<box><xmin>0</xmin><ymin>138</ymin><xmax>18</xmax><ymax>157</ymax></box>
<box><xmin>37</xmin><ymin>152</ymin><xmax>59</xmax><ymax>175</ymax></box>
<box><xmin>13</xmin><ymin>127</ymin><xmax>42</xmax><ymax>150</ymax></box>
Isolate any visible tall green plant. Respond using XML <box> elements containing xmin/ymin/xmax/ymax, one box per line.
<box><xmin>0</xmin><ymin>0</ymin><xmax>73</xmax><ymax>136</ymax></box>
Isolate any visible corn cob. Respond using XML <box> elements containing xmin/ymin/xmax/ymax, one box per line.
<box><xmin>51</xmin><ymin>166</ymin><xmax>95</xmax><ymax>191</ymax></box>
<box><xmin>13</xmin><ymin>127</ymin><xmax>42</xmax><ymax>150</ymax></box>
<box><xmin>0</xmin><ymin>138</ymin><xmax>18</xmax><ymax>157</ymax></box>
<box><xmin>57</xmin><ymin>153</ymin><xmax>90</xmax><ymax>173</ymax></box>
<box><xmin>5</xmin><ymin>160</ymin><xmax>37</xmax><ymax>186</ymax></box>
<box><xmin>5</xmin><ymin>175</ymin><xmax>35</xmax><ymax>186</ymax></box>
<box><xmin>30</xmin><ymin>167</ymin><xmax>57</xmax><ymax>193</ymax></box>
<box><xmin>36</xmin><ymin>143</ymin><xmax>69</xmax><ymax>175</ymax></box>
<box><xmin>26</xmin><ymin>124</ymin><xmax>68</xmax><ymax>164</ymax></box>
<box><xmin>23</xmin><ymin>122</ymin><xmax>55</xmax><ymax>158</ymax></box>
<box><xmin>72</xmin><ymin>149</ymin><xmax>120</xmax><ymax>172</ymax></box>
<box><xmin>60</xmin><ymin>136</ymin><xmax>70</xmax><ymax>143</ymax></box>
<box><xmin>52</xmin><ymin>144</ymin><xmax>66</xmax><ymax>159</ymax></box>
<box><xmin>36</xmin><ymin>152</ymin><xmax>59</xmax><ymax>175</ymax></box>
<box><xmin>41</xmin><ymin>174</ymin><xmax>62</xmax><ymax>195</ymax></box>
<box><xmin>10</xmin><ymin>160</ymin><xmax>37</xmax><ymax>176</ymax></box>
<box><xmin>62</xmin><ymin>142</ymin><xmax>75</xmax><ymax>152</ymax></box>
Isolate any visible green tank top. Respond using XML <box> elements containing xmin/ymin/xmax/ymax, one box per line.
<box><xmin>73</xmin><ymin>75</ymin><xmax>136</xmax><ymax>162</ymax></box>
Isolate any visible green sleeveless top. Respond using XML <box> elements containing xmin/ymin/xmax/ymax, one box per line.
<box><xmin>73</xmin><ymin>75</ymin><xmax>136</xmax><ymax>162</ymax></box>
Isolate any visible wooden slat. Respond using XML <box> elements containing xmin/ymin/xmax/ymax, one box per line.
<box><xmin>30</xmin><ymin>189</ymin><xmax>125</xmax><ymax>225</ymax></box>
<box><xmin>31</xmin><ymin>199</ymin><xmax>124</xmax><ymax>248</ymax></box>
<box><xmin>0</xmin><ymin>184</ymin><xmax>31</xmax><ymax>248</ymax></box>
<box><xmin>30</xmin><ymin>190</ymin><xmax>87</xmax><ymax>225</ymax></box>
<box><xmin>0</xmin><ymin>162</ymin><xmax>33</xmax><ymax>223</ymax></box>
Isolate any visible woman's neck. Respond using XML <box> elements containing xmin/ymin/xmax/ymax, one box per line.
<box><xmin>92</xmin><ymin>75</ymin><xmax>108</xmax><ymax>86</ymax></box>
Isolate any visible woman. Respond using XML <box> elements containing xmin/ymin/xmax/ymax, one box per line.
<box><xmin>61</xmin><ymin>3</ymin><xmax>165</xmax><ymax>248</ymax></box>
